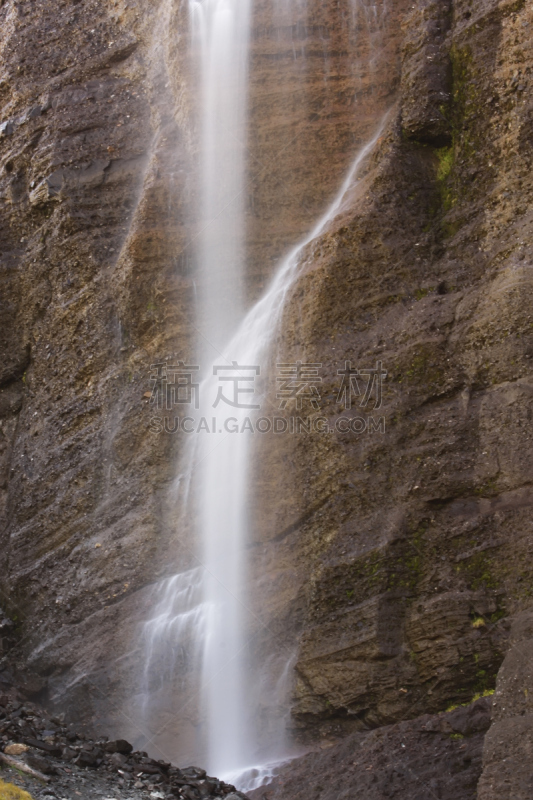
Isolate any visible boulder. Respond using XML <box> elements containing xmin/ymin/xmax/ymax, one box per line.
<box><xmin>104</xmin><ymin>739</ymin><xmax>133</xmax><ymax>755</ymax></box>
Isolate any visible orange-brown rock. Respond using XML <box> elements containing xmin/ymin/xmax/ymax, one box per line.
<box><xmin>245</xmin><ymin>1</ymin><xmax>533</xmax><ymax>796</ymax></box>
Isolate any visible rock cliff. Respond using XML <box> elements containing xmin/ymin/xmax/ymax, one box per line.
<box><xmin>248</xmin><ymin>0</ymin><xmax>533</xmax><ymax>795</ymax></box>
<box><xmin>0</xmin><ymin>0</ymin><xmax>532</xmax><ymax>797</ymax></box>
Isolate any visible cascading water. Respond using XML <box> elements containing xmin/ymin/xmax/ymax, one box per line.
<box><xmin>190</xmin><ymin>0</ymin><xmax>251</xmax><ymax>348</ymax></box>
<box><xmin>138</xmin><ymin>0</ymin><xmax>390</xmax><ymax>783</ymax></box>
<box><xmin>190</xmin><ymin>0</ymin><xmax>253</xmax><ymax>776</ymax></box>
<box><xmin>199</xmin><ymin>112</ymin><xmax>388</xmax><ymax>785</ymax></box>
<box><xmin>139</xmin><ymin>120</ymin><xmax>387</xmax><ymax>778</ymax></box>
<box><xmin>137</xmin><ymin>0</ymin><xmax>253</xmax><ymax>770</ymax></box>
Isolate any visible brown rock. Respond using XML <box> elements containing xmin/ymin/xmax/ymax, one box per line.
<box><xmin>248</xmin><ymin>700</ymin><xmax>488</xmax><ymax>800</ymax></box>
<box><xmin>4</xmin><ymin>743</ymin><xmax>28</xmax><ymax>756</ymax></box>
<box><xmin>23</xmin><ymin>738</ymin><xmax>62</xmax><ymax>757</ymax></box>
<box><xmin>477</xmin><ymin>607</ymin><xmax>533</xmax><ymax>799</ymax></box>
<box><xmin>400</xmin><ymin>0</ymin><xmax>453</xmax><ymax>145</ymax></box>
<box><xmin>25</xmin><ymin>751</ymin><xmax>58</xmax><ymax>775</ymax></box>
<box><xmin>75</xmin><ymin>747</ymin><xmax>103</xmax><ymax>768</ymax></box>
<box><xmin>246</xmin><ymin>0</ymin><xmax>533</xmax><ymax>752</ymax></box>
<box><xmin>108</xmin><ymin>751</ymin><xmax>127</xmax><ymax>768</ymax></box>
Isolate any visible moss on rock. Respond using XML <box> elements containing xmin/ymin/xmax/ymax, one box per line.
<box><xmin>0</xmin><ymin>780</ymin><xmax>34</xmax><ymax>800</ymax></box>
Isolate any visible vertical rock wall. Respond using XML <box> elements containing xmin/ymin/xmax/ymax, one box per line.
<box><xmin>0</xmin><ymin>0</ymin><xmax>532</xmax><ymax>794</ymax></box>
<box><xmin>244</xmin><ymin>2</ymin><xmax>533</xmax><ymax>796</ymax></box>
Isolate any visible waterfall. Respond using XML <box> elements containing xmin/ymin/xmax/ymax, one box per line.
<box><xmin>189</xmin><ymin>0</ymin><xmax>253</xmax><ymax>776</ymax></box>
<box><xmin>190</xmin><ymin>0</ymin><xmax>251</xmax><ymax>349</ymax></box>
<box><xmin>137</xmin><ymin>0</ymin><xmax>389</xmax><ymax>782</ymax></box>
<box><xmin>139</xmin><ymin>121</ymin><xmax>387</xmax><ymax>779</ymax></box>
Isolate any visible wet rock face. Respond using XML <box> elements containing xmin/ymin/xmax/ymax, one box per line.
<box><xmin>477</xmin><ymin>607</ymin><xmax>533</xmax><ymax>800</ymax></box>
<box><xmin>400</xmin><ymin>0</ymin><xmax>454</xmax><ymax>146</ymax></box>
<box><xmin>0</xmin><ymin>0</ymin><xmax>188</xmax><ymax>732</ymax></box>
<box><xmin>245</xmin><ymin>0</ymin><xmax>410</xmax><ymax>300</ymax></box>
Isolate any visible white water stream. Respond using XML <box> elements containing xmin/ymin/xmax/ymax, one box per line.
<box><xmin>190</xmin><ymin>0</ymin><xmax>251</xmax><ymax>348</ymax></box>
<box><xmin>139</xmin><ymin>0</ymin><xmax>388</xmax><ymax>784</ymax></box>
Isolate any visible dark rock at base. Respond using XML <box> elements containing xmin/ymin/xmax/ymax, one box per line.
<box><xmin>136</xmin><ymin>763</ymin><xmax>162</xmax><ymax>775</ymax></box>
<box><xmin>0</xmin><ymin>688</ymin><xmax>233</xmax><ymax>799</ymax></box>
<box><xmin>181</xmin><ymin>767</ymin><xmax>207</xmax><ymax>780</ymax></box>
<box><xmin>443</xmin><ymin>697</ymin><xmax>492</xmax><ymax>736</ymax></box>
<box><xmin>248</xmin><ymin>698</ymin><xmax>490</xmax><ymax>800</ymax></box>
<box><xmin>175</xmin><ymin>787</ymin><xmax>198</xmax><ymax>800</ymax></box>
<box><xmin>24</xmin><ymin>739</ymin><xmax>62</xmax><ymax>757</ymax></box>
<box><xmin>108</xmin><ymin>752</ymin><xmax>128</xmax><ymax>768</ymax></box>
<box><xmin>74</xmin><ymin>747</ymin><xmax>103</xmax><ymax>767</ymax></box>
<box><xmin>25</xmin><ymin>752</ymin><xmax>58</xmax><ymax>775</ymax></box>
<box><xmin>477</xmin><ymin>608</ymin><xmax>533</xmax><ymax>799</ymax></box>
<box><xmin>177</xmin><ymin>789</ymin><xmax>197</xmax><ymax>800</ymax></box>
<box><xmin>105</xmin><ymin>738</ymin><xmax>133</xmax><ymax>755</ymax></box>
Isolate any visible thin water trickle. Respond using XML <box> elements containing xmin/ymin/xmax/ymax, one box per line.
<box><xmin>141</xmin><ymin>569</ymin><xmax>206</xmax><ymax>715</ymax></box>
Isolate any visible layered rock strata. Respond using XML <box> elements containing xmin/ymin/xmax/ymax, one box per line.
<box><xmin>0</xmin><ymin>0</ymin><xmax>532</xmax><ymax>796</ymax></box>
<box><xmin>248</xmin><ymin>697</ymin><xmax>492</xmax><ymax>800</ymax></box>
<box><xmin>245</xmin><ymin>0</ymin><xmax>533</xmax><ymax>793</ymax></box>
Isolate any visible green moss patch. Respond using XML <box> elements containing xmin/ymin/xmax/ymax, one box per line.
<box><xmin>0</xmin><ymin>780</ymin><xmax>35</xmax><ymax>800</ymax></box>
